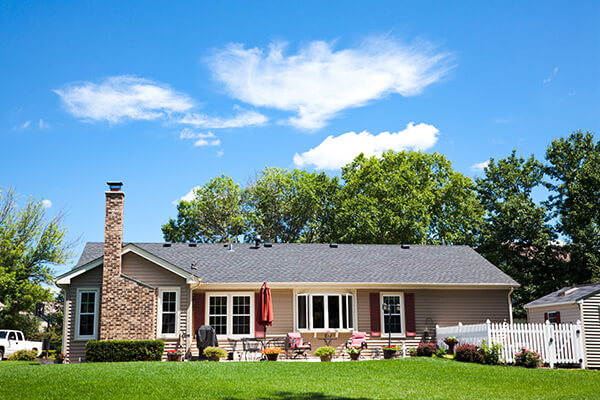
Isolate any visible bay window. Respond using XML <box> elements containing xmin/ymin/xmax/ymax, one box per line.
<box><xmin>207</xmin><ymin>293</ymin><xmax>253</xmax><ymax>337</ymax></box>
<box><xmin>296</xmin><ymin>293</ymin><xmax>354</xmax><ymax>331</ymax></box>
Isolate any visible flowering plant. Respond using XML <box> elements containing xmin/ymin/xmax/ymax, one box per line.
<box><xmin>262</xmin><ymin>347</ymin><xmax>284</xmax><ymax>355</ymax></box>
<box><xmin>167</xmin><ymin>349</ymin><xmax>182</xmax><ymax>356</ymax></box>
<box><xmin>346</xmin><ymin>347</ymin><xmax>362</xmax><ymax>355</ymax></box>
<box><xmin>381</xmin><ymin>345</ymin><xmax>397</xmax><ymax>351</ymax></box>
<box><xmin>443</xmin><ymin>336</ymin><xmax>458</xmax><ymax>344</ymax></box>
<box><xmin>514</xmin><ymin>347</ymin><xmax>542</xmax><ymax>368</ymax></box>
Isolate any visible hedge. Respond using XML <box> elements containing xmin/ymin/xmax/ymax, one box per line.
<box><xmin>86</xmin><ymin>340</ymin><xmax>165</xmax><ymax>362</ymax></box>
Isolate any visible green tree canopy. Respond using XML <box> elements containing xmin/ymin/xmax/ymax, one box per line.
<box><xmin>336</xmin><ymin>151</ymin><xmax>482</xmax><ymax>245</ymax></box>
<box><xmin>162</xmin><ymin>175</ymin><xmax>246</xmax><ymax>243</ymax></box>
<box><xmin>0</xmin><ymin>188</ymin><xmax>72</xmax><ymax>336</ymax></box>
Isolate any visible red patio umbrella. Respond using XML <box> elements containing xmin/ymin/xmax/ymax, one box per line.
<box><xmin>260</xmin><ymin>282</ymin><xmax>273</xmax><ymax>337</ymax></box>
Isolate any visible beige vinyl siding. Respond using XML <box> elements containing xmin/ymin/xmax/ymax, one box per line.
<box><xmin>63</xmin><ymin>267</ymin><xmax>103</xmax><ymax>363</ymax></box>
<box><xmin>526</xmin><ymin>304</ymin><xmax>581</xmax><ymax>324</ymax></box>
<box><xmin>122</xmin><ymin>252</ymin><xmax>191</xmax><ymax>353</ymax></box>
<box><xmin>582</xmin><ymin>293</ymin><xmax>600</xmax><ymax>368</ymax></box>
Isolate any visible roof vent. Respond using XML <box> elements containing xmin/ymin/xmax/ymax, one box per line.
<box><xmin>188</xmin><ymin>242</ymin><xmax>197</xmax><ymax>247</ymax></box>
<box><xmin>558</xmin><ymin>287</ymin><xmax>578</xmax><ymax>297</ymax></box>
<box><xmin>264</xmin><ymin>242</ymin><xmax>272</xmax><ymax>247</ymax></box>
<box><xmin>329</xmin><ymin>243</ymin><xmax>338</xmax><ymax>248</ymax></box>
<box><xmin>163</xmin><ymin>243</ymin><xmax>171</xmax><ymax>247</ymax></box>
<box><xmin>401</xmin><ymin>244</ymin><xmax>410</xmax><ymax>249</ymax></box>
<box><xmin>190</xmin><ymin>261</ymin><xmax>197</xmax><ymax>270</ymax></box>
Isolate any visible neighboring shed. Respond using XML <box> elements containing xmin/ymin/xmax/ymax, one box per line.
<box><xmin>525</xmin><ymin>283</ymin><xmax>600</xmax><ymax>369</ymax></box>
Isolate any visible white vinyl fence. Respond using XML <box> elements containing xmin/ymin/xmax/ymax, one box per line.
<box><xmin>436</xmin><ymin>320</ymin><xmax>585</xmax><ymax>368</ymax></box>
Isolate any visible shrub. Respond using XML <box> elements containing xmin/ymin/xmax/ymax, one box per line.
<box><xmin>416</xmin><ymin>342</ymin><xmax>438</xmax><ymax>357</ymax></box>
<box><xmin>203</xmin><ymin>346</ymin><xmax>227</xmax><ymax>360</ymax></box>
<box><xmin>86</xmin><ymin>340</ymin><xmax>165</xmax><ymax>362</ymax></box>
<box><xmin>479</xmin><ymin>340</ymin><xmax>503</xmax><ymax>365</ymax></box>
<box><xmin>514</xmin><ymin>347</ymin><xmax>542</xmax><ymax>368</ymax></box>
<box><xmin>454</xmin><ymin>344</ymin><xmax>484</xmax><ymax>364</ymax></box>
<box><xmin>435</xmin><ymin>348</ymin><xmax>448</xmax><ymax>358</ymax></box>
<box><xmin>7</xmin><ymin>350</ymin><xmax>37</xmax><ymax>361</ymax></box>
<box><xmin>315</xmin><ymin>346</ymin><xmax>336</xmax><ymax>357</ymax></box>
<box><xmin>408</xmin><ymin>348</ymin><xmax>417</xmax><ymax>357</ymax></box>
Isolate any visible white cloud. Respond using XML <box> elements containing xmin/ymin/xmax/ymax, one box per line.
<box><xmin>12</xmin><ymin>120</ymin><xmax>31</xmax><ymax>130</ymax></box>
<box><xmin>178</xmin><ymin>109</ymin><xmax>267</xmax><ymax>128</ymax></box>
<box><xmin>54</xmin><ymin>75</ymin><xmax>194</xmax><ymax>123</ymax></box>
<box><xmin>471</xmin><ymin>160</ymin><xmax>490</xmax><ymax>172</ymax></box>
<box><xmin>543</xmin><ymin>66</ymin><xmax>559</xmax><ymax>84</ymax></box>
<box><xmin>41</xmin><ymin>199</ymin><xmax>52</xmax><ymax>208</ymax></box>
<box><xmin>38</xmin><ymin>119</ymin><xmax>49</xmax><ymax>129</ymax></box>
<box><xmin>179</xmin><ymin>128</ymin><xmax>221</xmax><ymax>147</ymax></box>
<box><xmin>293</xmin><ymin>122</ymin><xmax>439</xmax><ymax>170</ymax></box>
<box><xmin>216</xmin><ymin>150</ymin><xmax>224</xmax><ymax>157</ymax></box>
<box><xmin>173</xmin><ymin>186</ymin><xmax>200</xmax><ymax>204</ymax></box>
<box><xmin>210</xmin><ymin>37</ymin><xmax>451</xmax><ymax>130</ymax></box>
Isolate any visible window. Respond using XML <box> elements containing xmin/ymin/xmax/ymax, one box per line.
<box><xmin>8</xmin><ymin>332</ymin><xmax>16</xmax><ymax>341</ymax></box>
<box><xmin>158</xmin><ymin>288</ymin><xmax>179</xmax><ymax>337</ymax></box>
<box><xmin>296</xmin><ymin>293</ymin><xmax>354</xmax><ymax>331</ymax></box>
<box><xmin>207</xmin><ymin>293</ymin><xmax>253</xmax><ymax>337</ymax></box>
<box><xmin>381</xmin><ymin>293</ymin><xmax>404</xmax><ymax>336</ymax></box>
<box><xmin>547</xmin><ymin>311</ymin><xmax>560</xmax><ymax>324</ymax></box>
<box><xmin>16</xmin><ymin>332</ymin><xmax>23</xmax><ymax>341</ymax></box>
<box><xmin>76</xmin><ymin>289</ymin><xmax>99</xmax><ymax>340</ymax></box>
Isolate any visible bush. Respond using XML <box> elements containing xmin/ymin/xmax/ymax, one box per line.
<box><xmin>203</xmin><ymin>346</ymin><xmax>227</xmax><ymax>360</ymax></box>
<box><xmin>86</xmin><ymin>340</ymin><xmax>165</xmax><ymax>362</ymax></box>
<box><xmin>454</xmin><ymin>344</ymin><xmax>484</xmax><ymax>364</ymax></box>
<box><xmin>514</xmin><ymin>347</ymin><xmax>543</xmax><ymax>368</ymax></box>
<box><xmin>435</xmin><ymin>348</ymin><xmax>448</xmax><ymax>358</ymax></box>
<box><xmin>479</xmin><ymin>340</ymin><xmax>503</xmax><ymax>365</ymax></box>
<box><xmin>315</xmin><ymin>346</ymin><xmax>337</xmax><ymax>357</ymax></box>
<box><xmin>416</xmin><ymin>342</ymin><xmax>438</xmax><ymax>357</ymax></box>
<box><xmin>7</xmin><ymin>350</ymin><xmax>37</xmax><ymax>361</ymax></box>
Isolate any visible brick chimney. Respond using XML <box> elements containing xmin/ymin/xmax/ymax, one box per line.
<box><xmin>103</xmin><ymin>181</ymin><xmax>124</xmax><ymax>278</ymax></box>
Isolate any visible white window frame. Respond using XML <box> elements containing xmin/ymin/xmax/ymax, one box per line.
<box><xmin>547</xmin><ymin>311</ymin><xmax>559</xmax><ymax>324</ymax></box>
<box><xmin>158</xmin><ymin>287</ymin><xmax>180</xmax><ymax>339</ymax></box>
<box><xmin>294</xmin><ymin>290</ymin><xmax>356</xmax><ymax>333</ymax></box>
<box><xmin>206</xmin><ymin>292</ymin><xmax>254</xmax><ymax>339</ymax></box>
<box><xmin>380</xmin><ymin>292</ymin><xmax>405</xmax><ymax>337</ymax></box>
<box><xmin>75</xmin><ymin>288</ymin><xmax>100</xmax><ymax>341</ymax></box>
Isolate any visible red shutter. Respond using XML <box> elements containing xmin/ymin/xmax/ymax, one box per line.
<box><xmin>555</xmin><ymin>312</ymin><xmax>561</xmax><ymax>324</ymax></box>
<box><xmin>543</xmin><ymin>312</ymin><xmax>549</xmax><ymax>322</ymax></box>
<box><xmin>255</xmin><ymin>292</ymin><xmax>264</xmax><ymax>338</ymax></box>
<box><xmin>404</xmin><ymin>293</ymin><xmax>416</xmax><ymax>337</ymax></box>
<box><xmin>193</xmin><ymin>292</ymin><xmax>205</xmax><ymax>333</ymax></box>
<box><xmin>369</xmin><ymin>293</ymin><xmax>381</xmax><ymax>337</ymax></box>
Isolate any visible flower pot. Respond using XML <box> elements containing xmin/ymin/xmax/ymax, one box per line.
<box><xmin>446</xmin><ymin>342</ymin><xmax>457</xmax><ymax>355</ymax></box>
<box><xmin>266</xmin><ymin>353</ymin><xmax>279</xmax><ymax>361</ymax></box>
<box><xmin>208</xmin><ymin>356</ymin><xmax>220</xmax><ymax>362</ymax></box>
<box><xmin>167</xmin><ymin>353</ymin><xmax>182</xmax><ymax>362</ymax></box>
<box><xmin>320</xmin><ymin>355</ymin><xmax>333</xmax><ymax>362</ymax></box>
<box><xmin>383</xmin><ymin>349</ymin><xmax>397</xmax><ymax>359</ymax></box>
<box><xmin>349</xmin><ymin>353</ymin><xmax>360</xmax><ymax>361</ymax></box>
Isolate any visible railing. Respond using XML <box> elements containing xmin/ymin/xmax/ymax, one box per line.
<box><xmin>436</xmin><ymin>320</ymin><xmax>585</xmax><ymax>368</ymax></box>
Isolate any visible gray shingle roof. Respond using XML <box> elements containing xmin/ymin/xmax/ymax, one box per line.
<box><xmin>74</xmin><ymin>242</ymin><xmax>518</xmax><ymax>286</ymax></box>
<box><xmin>524</xmin><ymin>283</ymin><xmax>600</xmax><ymax>308</ymax></box>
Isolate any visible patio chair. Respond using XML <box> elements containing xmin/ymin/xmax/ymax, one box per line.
<box><xmin>241</xmin><ymin>338</ymin><xmax>263</xmax><ymax>361</ymax></box>
<box><xmin>286</xmin><ymin>332</ymin><xmax>311</xmax><ymax>359</ymax></box>
<box><xmin>346</xmin><ymin>331</ymin><xmax>368</xmax><ymax>350</ymax></box>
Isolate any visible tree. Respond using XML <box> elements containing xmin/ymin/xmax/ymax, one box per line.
<box><xmin>335</xmin><ymin>151</ymin><xmax>482</xmax><ymax>245</ymax></box>
<box><xmin>162</xmin><ymin>175</ymin><xmax>246</xmax><ymax>243</ymax></box>
<box><xmin>475</xmin><ymin>151</ymin><xmax>565</xmax><ymax>317</ymax></box>
<box><xmin>244</xmin><ymin>168</ymin><xmax>340</xmax><ymax>243</ymax></box>
<box><xmin>546</xmin><ymin>130</ymin><xmax>600</xmax><ymax>282</ymax></box>
<box><xmin>0</xmin><ymin>188</ymin><xmax>72</xmax><ymax>337</ymax></box>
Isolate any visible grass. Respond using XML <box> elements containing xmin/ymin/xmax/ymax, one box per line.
<box><xmin>0</xmin><ymin>358</ymin><xmax>598</xmax><ymax>399</ymax></box>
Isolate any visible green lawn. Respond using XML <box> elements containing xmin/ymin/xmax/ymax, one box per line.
<box><xmin>0</xmin><ymin>358</ymin><xmax>598</xmax><ymax>400</ymax></box>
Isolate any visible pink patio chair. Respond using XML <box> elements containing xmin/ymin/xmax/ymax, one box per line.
<box><xmin>286</xmin><ymin>332</ymin><xmax>311</xmax><ymax>359</ymax></box>
<box><xmin>346</xmin><ymin>331</ymin><xmax>368</xmax><ymax>350</ymax></box>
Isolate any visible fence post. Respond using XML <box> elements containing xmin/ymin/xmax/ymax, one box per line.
<box><xmin>486</xmin><ymin>319</ymin><xmax>492</xmax><ymax>345</ymax></box>
<box><xmin>545</xmin><ymin>320</ymin><xmax>555</xmax><ymax>368</ymax></box>
<box><xmin>576</xmin><ymin>320</ymin><xmax>585</xmax><ymax>369</ymax></box>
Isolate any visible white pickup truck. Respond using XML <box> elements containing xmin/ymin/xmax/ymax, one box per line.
<box><xmin>0</xmin><ymin>330</ymin><xmax>43</xmax><ymax>360</ymax></box>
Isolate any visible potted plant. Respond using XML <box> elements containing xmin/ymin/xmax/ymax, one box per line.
<box><xmin>443</xmin><ymin>336</ymin><xmax>459</xmax><ymax>355</ymax></box>
<box><xmin>382</xmin><ymin>345</ymin><xmax>397</xmax><ymax>359</ymax></box>
<box><xmin>346</xmin><ymin>347</ymin><xmax>361</xmax><ymax>361</ymax></box>
<box><xmin>54</xmin><ymin>353</ymin><xmax>65</xmax><ymax>364</ymax></box>
<box><xmin>203</xmin><ymin>346</ymin><xmax>227</xmax><ymax>362</ymax></box>
<box><xmin>262</xmin><ymin>347</ymin><xmax>283</xmax><ymax>361</ymax></box>
<box><xmin>166</xmin><ymin>349</ymin><xmax>182</xmax><ymax>362</ymax></box>
<box><xmin>315</xmin><ymin>346</ymin><xmax>336</xmax><ymax>362</ymax></box>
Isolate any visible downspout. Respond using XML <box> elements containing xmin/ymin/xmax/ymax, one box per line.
<box><xmin>507</xmin><ymin>287</ymin><xmax>515</xmax><ymax>324</ymax></box>
<box><xmin>187</xmin><ymin>278</ymin><xmax>203</xmax><ymax>358</ymax></box>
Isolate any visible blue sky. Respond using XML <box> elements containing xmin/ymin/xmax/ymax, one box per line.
<box><xmin>1</xmin><ymin>1</ymin><xmax>599</xmax><ymax>276</ymax></box>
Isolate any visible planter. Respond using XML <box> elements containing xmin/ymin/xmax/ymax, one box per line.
<box><xmin>320</xmin><ymin>355</ymin><xmax>333</xmax><ymax>362</ymax></box>
<box><xmin>266</xmin><ymin>353</ymin><xmax>279</xmax><ymax>361</ymax></box>
<box><xmin>167</xmin><ymin>353</ymin><xmax>182</xmax><ymax>362</ymax></box>
<box><xmin>208</xmin><ymin>356</ymin><xmax>220</xmax><ymax>362</ymax></box>
<box><xmin>446</xmin><ymin>342</ymin><xmax>457</xmax><ymax>355</ymax></box>
<box><xmin>349</xmin><ymin>353</ymin><xmax>360</xmax><ymax>361</ymax></box>
<box><xmin>383</xmin><ymin>349</ymin><xmax>397</xmax><ymax>359</ymax></box>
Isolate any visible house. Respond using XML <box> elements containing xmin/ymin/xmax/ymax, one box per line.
<box><xmin>525</xmin><ymin>283</ymin><xmax>600</xmax><ymax>368</ymax></box>
<box><xmin>56</xmin><ymin>182</ymin><xmax>519</xmax><ymax>363</ymax></box>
